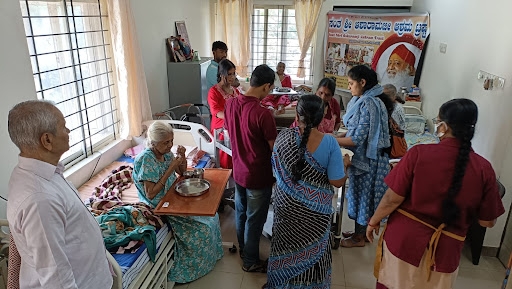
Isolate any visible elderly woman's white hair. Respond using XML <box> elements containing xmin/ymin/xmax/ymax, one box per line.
<box><xmin>146</xmin><ymin>121</ymin><xmax>174</xmax><ymax>148</ymax></box>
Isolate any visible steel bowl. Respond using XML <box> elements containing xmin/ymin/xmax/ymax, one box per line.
<box><xmin>193</xmin><ymin>168</ymin><xmax>205</xmax><ymax>179</ymax></box>
<box><xmin>182</xmin><ymin>170</ymin><xmax>194</xmax><ymax>179</ymax></box>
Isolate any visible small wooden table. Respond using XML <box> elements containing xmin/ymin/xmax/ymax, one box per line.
<box><xmin>154</xmin><ymin>168</ymin><xmax>232</xmax><ymax>216</ymax></box>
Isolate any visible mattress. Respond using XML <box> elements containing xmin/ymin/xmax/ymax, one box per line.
<box><xmin>78</xmin><ymin>154</ymin><xmax>213</xmax><ymax>203</ymax></box>
<box><xmin>115</xmin><ymin>224</ymin><xmax>170</xmax><ymax>289</ymax></box>
<box><xmin>77</xmin><ymin>160</ymin><xmax>140</xmax><ymax>203</ymax></box>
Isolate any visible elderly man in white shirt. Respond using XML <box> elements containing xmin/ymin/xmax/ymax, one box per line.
<box><xmin>7</xmin><ymin>100</ymin><xmax>112</xmax><ymax>289</ymax></box>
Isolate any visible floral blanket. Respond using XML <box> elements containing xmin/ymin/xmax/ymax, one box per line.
<box><xmin>86</xmin><ymin>165</ymin><xmax>165</xmax><ymax>258</ymax></box>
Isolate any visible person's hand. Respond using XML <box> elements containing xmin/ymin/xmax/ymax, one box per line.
<box><xmin>171</xmin><ymin>154</ymin><xmax>185</xmax><ymax>168</ymax></box>
<box><xmin>176</xmin><ymin>145</ymin><xmax>186</xmax><ymax>157</ymax></box>
<box><xmin>343</xmin><ymin>154</ymin><xmax>351</xmax><ymax>168</ymax></box>
<box><xmin>366</xmin><ymin>222</ymin><xmax>380</xmax><ymax>244</ymax></box>
<box><xmin>233</xmin><ymin>78</ymin><xmax>240</xmax><ymax>88</ymax></box>
<box><xmin>276</xmin><ymin>106</ymin><xmax>285</xmax><ymax>115</ymax></box>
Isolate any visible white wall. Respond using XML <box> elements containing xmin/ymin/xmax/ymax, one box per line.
<box><xmin>411</xmin><ymin>0</ymin><xmax>512</xmax><ymax>248</ymax></box>
<box><xmin>0</xmin><ymin>0</ymin><xmax>39</xmax><ymax>218</ymax></box>
<box><xmin>130</xmin><ymin>0</ymin><xmax>212</xmax><ymax>114</ymax></box>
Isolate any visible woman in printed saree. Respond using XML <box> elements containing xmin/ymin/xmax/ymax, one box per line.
<box><xmin>133</xmin><ymin>121</ymin><xmax>223</xmax><ymax>283</ymax></box>
<box><xmin>333</xmin><ymin>65</ymin><xmax>394</xmax><ymax>248</ymax></box>
<box><xmin>265</xmin><ymin>94</ymin><xmax>349</xmax><ymax>289</ymax></box>
<box><xmin>367</xmin><ymin>99</ymin><xmax>504</xmax><ymax>289</ymax></box>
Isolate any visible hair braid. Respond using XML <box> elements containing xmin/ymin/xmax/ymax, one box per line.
<box><xmin>438</xmin><ymin>98</ymin><xmax>478</xmax><ymax>226</ymax></box>
<box><xmin>441</xmin><ymin>126</ymin><xmax>473</xmax><ymax>226</ymax></box>
<box><xmin>291</xmin><ymin>94</ymin><xmax>324</xmax><ymax>183</ymax></box>
<box><xmin>291</xmin><ymin>124</ymin><xmax>312</xmax><ymax>182</ymax></box>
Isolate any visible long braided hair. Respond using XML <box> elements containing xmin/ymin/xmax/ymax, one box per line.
<box><xmin>439</xmin><ymin>98</ymin><xmax>478</xmax><ymax>226</ymax></box>
<box><xmin>291</xmin><ymin>94</ymin><xmax>325</xmax><ymax>182</ymax></box>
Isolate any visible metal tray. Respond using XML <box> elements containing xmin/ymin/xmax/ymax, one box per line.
<box><xmin>175</xmin><ymin>178</ymin><xmax>210</xmax><ymax>197</ymax></box>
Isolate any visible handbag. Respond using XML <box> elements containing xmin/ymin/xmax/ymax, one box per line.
<box><xmin>389</xmin><ymin>118</ymin><xmax>408</xmax><ymax>159</ymax></box>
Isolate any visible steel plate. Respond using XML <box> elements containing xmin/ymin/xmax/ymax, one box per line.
<box><xmin>175</xmin><ymin>178</ymin><xmax>210</xmax><ymax>197</ymax></box>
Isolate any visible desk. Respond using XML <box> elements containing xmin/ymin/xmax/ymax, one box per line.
<box><xmin>154</xmin><ymin>168</ymin><xmax>232</xmax><ymax>216</ymax></box>
<box><xmin>274</xmin><ymin>105</ymin><xmax>296</xmax><ymax>127</ymax></box>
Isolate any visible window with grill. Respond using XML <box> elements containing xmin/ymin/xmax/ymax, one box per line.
<box><xmin>20</xmin><ymin>0</ymin><xmax>119</xmax><ymax>166</ymax></box>
<box><xmin>251</xmin><ymin>6</ymin><xmax>313</xmax><ymax>83</ymax></box>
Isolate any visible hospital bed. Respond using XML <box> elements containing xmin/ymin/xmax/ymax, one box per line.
<box><xmin>77</xmin><ymin>120</ymin><xmax>217</xmax><ymax>289</ymax></box>
<box><xmin>403</xmin><ymin>105</ymin><xmax>438</xmax><ymax>148</ymax></box>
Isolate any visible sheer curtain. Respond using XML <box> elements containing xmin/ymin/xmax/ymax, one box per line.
<box><xmin>216</xmin><ymin>0</ymin><xmax>253</xmax><ymax>77</ymax></box>
<box><xmin>106</xmin><ymin>0</ymin><xmax>152</xmax><ymax>138</ymax></box>
<box><xmin>294</xmin><ymin>0</ymin><xmax>323</xmax><ymax>78</ymax></box>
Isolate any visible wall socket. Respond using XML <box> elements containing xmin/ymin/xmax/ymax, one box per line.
<box><xmin>439</xmin><ymin>42</ymin><xmax>447</xmax><ymax>54</ymax></box>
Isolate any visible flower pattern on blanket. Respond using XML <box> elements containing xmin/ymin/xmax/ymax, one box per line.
<box><xmin>88</xmin><ymin>165</ymin><xmax>134</xmax><ymax>204</ymax></box>
<box><xmin>86</xmin><ymin>165</ymin><xmax>166</xmax><ymax>258</ymax></box>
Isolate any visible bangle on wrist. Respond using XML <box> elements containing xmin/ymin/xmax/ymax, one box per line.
<box><xmin>159</xmin><ymin>180</ymin><xmax>166</xmax><ymax>187</ymax></box>
<box><xmin>368</xmin><ymin>221</ymin><xmax>379</xmax><ymax>228</ymax></box>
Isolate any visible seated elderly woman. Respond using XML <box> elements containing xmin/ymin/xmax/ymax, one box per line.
<box><xmin>133</xmin><ymin>121</ymin><xmax>223</xmax><ymax>283</ymax></box>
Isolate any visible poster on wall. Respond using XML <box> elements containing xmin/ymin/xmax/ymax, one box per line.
<box><xmin>324</xmin><ymin>11</ymin><xmax>430</xmax><ymax>91</ymax></box>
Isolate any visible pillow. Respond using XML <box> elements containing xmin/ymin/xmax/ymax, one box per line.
<box><xmin>405</xmin><ymin>115</ymin><xmax>426</xmax><ymax>134</ymax></box>
<box><xmin>170</xmin><ymin>145</ymin><xmax>198</xmax><ymax>158</ymax></box>
<box><xmin>124</xmin><ymin>144</ymin><xmax>145</xmax><ymax>158</ymax></box>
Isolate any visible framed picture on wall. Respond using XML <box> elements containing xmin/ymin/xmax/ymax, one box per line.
<box><xmin>175</xmin><ymin>21</ymin><xmax>190</xmax><ymax>46</ymax></box>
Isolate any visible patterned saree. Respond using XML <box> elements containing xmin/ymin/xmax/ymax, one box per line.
<box><xmin>266</xmin><ymin>128</ymin><xmax>335</xmax><ymax>289</ymax></box>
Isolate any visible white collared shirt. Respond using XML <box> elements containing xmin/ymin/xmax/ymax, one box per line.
<box><xmin>7</xmin><ymin>156</ymin><xmax>112</xmax><ymax>289</ymax></box>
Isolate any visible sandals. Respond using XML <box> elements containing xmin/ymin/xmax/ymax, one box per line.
<box><xmin>242</xmin><ymin>260</ymin><xmax>268</xmax><ymax>273</ymax></box>
<box><xmin>342</xmin><ymin>231</ymin><xmax>370</xmax><ymax>242</ymax></box>
<box><xmin>340</xmin><ymin>235</ymin><xmax>365</xmax><ymax>248</ymax></box>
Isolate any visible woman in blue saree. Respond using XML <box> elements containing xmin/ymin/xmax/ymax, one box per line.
<box><xmin>133</xmin><ymin>121</ymin><xmax>223</xmax><ymax>283</ymax></box>
<box><xmin>265</xmin><ymin>95</ymin><xmax>349</xmax><ymax>289</ymax></box>
<box><xmin>334</xmin><ymin>65</ymin><xmax>394</xmax><ymax>248</ymax></box>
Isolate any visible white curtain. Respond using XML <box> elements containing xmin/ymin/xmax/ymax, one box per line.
<box><xmin>106</xmin><ymin>0</ymin><xmax>152</xmax><ymax>139</ymax></box>
<box><xmin>294</xmin><ymin>0</ymin><xmax>323</xmax><ymax>78</ymax></box>
<box><xmin>216</xmin><ymin>0</ymin><xmax>253</xmax><ymax>77</ymax></box>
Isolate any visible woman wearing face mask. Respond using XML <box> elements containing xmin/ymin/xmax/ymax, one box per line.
<box><xmin>291</xmin><ymin>78</ymin><xmax>341</xmax><ymax>134</ymax></box>
<box><xmin>333</xmin><ymin>65</ymin><xmax>394</xmax><ymax>248</ymax></box>
<box><xmin>367</xmin><ymin>98</ymin><xmax>504</xmax><ymax>289</ymax></box>
<box><xmin>208</xmin><ymin>59</ymin><xmax>239</xmax><ymax>168</ymax></box>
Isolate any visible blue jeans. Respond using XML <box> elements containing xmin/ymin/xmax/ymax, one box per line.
<box><xmin>234</xmin><ymin>183</ymin><xmax>272</xmax><ymax>267</ymax></box>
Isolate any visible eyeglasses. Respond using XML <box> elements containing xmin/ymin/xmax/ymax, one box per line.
<box><xmin>432</xmin><ymin>117</ymin><xmax>443</xmax><ymax>125</ymax></box>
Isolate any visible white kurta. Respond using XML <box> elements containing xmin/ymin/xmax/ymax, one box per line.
<box><xmin>7</xmin><ymin>156</ymin><xmax>112</xmax><ymax>289</ymax></box>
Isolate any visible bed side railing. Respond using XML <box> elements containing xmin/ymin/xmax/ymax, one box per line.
<box><xmin>403</xmin><ymin>105</ymin><xmax>423</xmax><ymax>116</ymax></box>
<box><xmin>106</xmin><ymin>251</ymin><xmax>123</xmax><ymax>289</ymax></box>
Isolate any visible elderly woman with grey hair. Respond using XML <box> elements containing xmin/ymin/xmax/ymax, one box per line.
<box><xmin>383</xmin><ymin>84</ymin><xmax>406</xmax><ymax>131</ymax></box>
<box><xmin>133</xmin><ymin>121</ymin><xmax>223</xmax><ymax>283</ymax></box>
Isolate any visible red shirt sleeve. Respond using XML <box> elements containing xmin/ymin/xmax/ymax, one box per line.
<box><xmin>331</xmin><ymin>98</ymin><xmax>341</xmax><ymax>126</ymax></box>
<box><xmin>281</xmin><ymin>75</ymin><xmax>292</xmax><ymax>88</ymax></box>
<box><xmin>259</xmin><ymin>109</ymin><xmax>278</xmax><ymax>142</ymax></box>
<box><xmin>385</xmin><ymin>146</ymin><xmax>419</xmax><ymax>197</ymax></box>
<box><xmin>478</xmin><ymin>162</ymin><xmax>505</xmax><ymax>221</ymax></box>
<box><xmin>207</xmin><ymin>86</ymin><xmax>225</xmax><ymax>117</ymax></box>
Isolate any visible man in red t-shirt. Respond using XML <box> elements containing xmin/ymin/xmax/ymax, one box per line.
<box><xmin>224</xmin><ymin>64</ymin><xmax>278</xmax><ymax>273</ymax></box>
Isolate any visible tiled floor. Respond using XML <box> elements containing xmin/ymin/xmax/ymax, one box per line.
<box><xmin>173</xmin><ymin>206</ymin><xmax>506</xmax><ymax>289</ymax></box>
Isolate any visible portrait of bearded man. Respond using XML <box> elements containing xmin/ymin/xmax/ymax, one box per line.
<box><xmin>380</xmin><ymin>44</ymin><xmax>416</xmax><ymax>89</ymax></box>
